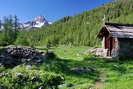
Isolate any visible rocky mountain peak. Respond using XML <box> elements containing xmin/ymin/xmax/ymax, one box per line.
<box><xmin>22</xmin><ymin>16</ymin><xmax>52</xmax><ymax>29</ymax></box>
<box><xmin>34</xmin><ymin>16</ymin><xmax>46</xmax><ymax>22</ymax></box>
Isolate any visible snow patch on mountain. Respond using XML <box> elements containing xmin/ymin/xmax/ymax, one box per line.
<box><xmin>21</xmin><ymin>16</ymin><xmax>52</xmax><ymax>29</ymax></box>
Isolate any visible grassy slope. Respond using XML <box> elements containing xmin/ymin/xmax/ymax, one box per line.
<box><xmin>52</xmin><ymin>46</ymin><xmax>133</xmax><ymax>89</ymax></box>
<box><xmin>53</xmin><ymin>46</ymin><xmax>97</xmax><ymax>89</ymax></box>
<box><xmin>33</xmin><ymin>46</ymin><xmax>133</xmax><ymax>89</ymax></box>
<box><xmin>1</xmin><ymin>46</ymin><xmax>133</xmax><ymax>89</ymax></box>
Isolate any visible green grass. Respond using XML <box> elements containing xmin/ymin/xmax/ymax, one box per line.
<box><xmin>53</xmin><ymin>45</ymin><xmax>90</xmax><ymax>60</ymax></box>
<box><xmin>38</xmin><ymin>46</ymin><xmax>97</xmax><ymax>89</ymax></box>
<box><xmin>51</xmin><ymin>46</ymin><xmax>133</xmax><ymax>89</ymax></box>
<box><xmin>103</xmin><ymin>60</ymin><xmax>133</xmax><ymax>89</ymax></box>
<box><xmin>1</xmin><ymin>46</ymin><xmax>133</xmax><ymax>89</ymax></box>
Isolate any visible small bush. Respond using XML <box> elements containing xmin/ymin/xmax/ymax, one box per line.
<box><xmin>0</xmin><ymin>65</ymin><xmax>64</xmax><ymax>89</ymax></box>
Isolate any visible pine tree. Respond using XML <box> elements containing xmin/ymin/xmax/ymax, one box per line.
<box><xmin>1</xmin><ymin>15</ymin><xmax>19</xmax><ymax>45</ymax></box>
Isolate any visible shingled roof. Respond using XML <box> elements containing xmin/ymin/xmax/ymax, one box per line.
<box><xmin>98</xmin><ymin>23</ymin><xmax>133</xmax><ymax>38</ymax></box>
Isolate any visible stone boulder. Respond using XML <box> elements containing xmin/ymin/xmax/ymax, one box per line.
<box><xmin>71</xmin><ymin>67</ymin><xmax>96</xmax><ymax>73</ymax></box>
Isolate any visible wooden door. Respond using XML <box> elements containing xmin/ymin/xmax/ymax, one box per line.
<box><xmin>105</xmin><ymin>37</ymin><xmax>115</xmax><ymax>56</ymax></box>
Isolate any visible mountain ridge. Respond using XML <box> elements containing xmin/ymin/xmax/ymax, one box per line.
<box><xmin>20</xmin><ymin>16</ymin><xmax>52</xmax><ymax>29</ymax></box>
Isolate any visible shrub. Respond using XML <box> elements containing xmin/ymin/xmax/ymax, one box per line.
<box><xmin>0</xmin><ymin>65</ymin><xmax>64</xmax><ymax>89</ymax></box>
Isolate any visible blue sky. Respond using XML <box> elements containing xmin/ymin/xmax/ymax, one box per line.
<box><xmin>0</xmin><ymin>0</ymin><xmax>112</xmax><ymax>22</ymax></box>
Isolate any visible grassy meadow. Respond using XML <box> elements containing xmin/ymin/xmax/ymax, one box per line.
<box><xmin>39</xmin><ymin>46</ymin><xmax>133</xmax><ymax>89</ymax></box>
<box><xmin>1</xmin><ymin>46</ymin><xmax>133</xmax><ymax>89</ymax></box>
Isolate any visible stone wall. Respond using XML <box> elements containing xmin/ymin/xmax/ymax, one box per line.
<box><xmin>84</xmin><ymin>48</ymin><xmax>108</xmax><ymax>57</ymax></box>
<box><xmin>119</xmin><ymin>38</ymin><xmax>133</xmax><ymax>58</ymax></box>
<box><xmin>0</xmin><ymin>46</ymin><xmax>46</xmax><ymax>68</ymax></box>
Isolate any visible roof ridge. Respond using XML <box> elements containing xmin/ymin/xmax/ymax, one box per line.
<box><xmin>105</xmin><ymin>23</ymin><xmax>133</xmax><ymax>27</ymax></box>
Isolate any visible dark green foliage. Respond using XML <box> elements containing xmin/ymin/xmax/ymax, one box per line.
<box><xmin>0</xmin><ymin>15</ymin><xmax>19</xmax><ymax>46</ymax></box>
<box><xmin>0</xmin><ymin>48</ymin><xmax>6</xmax><ymax>54</ymax></box>
<box><xmin>15</xmin><ymin>32</ymin><xmax>30</xmax><ymax>46</ymax></box>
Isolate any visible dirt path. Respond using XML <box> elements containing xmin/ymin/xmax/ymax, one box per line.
<box><xmin>93</xmin><ymin>72</ymin><xmax>106</xmax><ymax>89</ymax></box>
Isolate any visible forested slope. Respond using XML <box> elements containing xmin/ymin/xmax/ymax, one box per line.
<box><xmin>15</xmin><ymin>0</ymin><xmax>133</xmax><ymax>46</ymax></box>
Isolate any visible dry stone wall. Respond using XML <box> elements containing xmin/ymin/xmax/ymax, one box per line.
<box><xmin>0</xmin><ymin>46</ymin><xmax>46</xmax><ymax>68</ymax></box>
